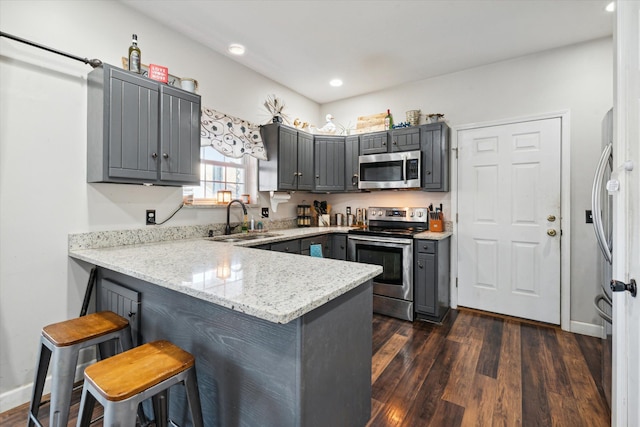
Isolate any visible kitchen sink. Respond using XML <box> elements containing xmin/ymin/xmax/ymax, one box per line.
<box><xmin>206</xmin><ymin>233</ymin><xmax>282</xmax><ymax>243</ymax></box>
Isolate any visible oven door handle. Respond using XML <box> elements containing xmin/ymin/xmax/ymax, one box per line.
<box><xmin>348</xmin><ymin>236</ymin><xmax>413</xmax><ymax>246</ymax></box>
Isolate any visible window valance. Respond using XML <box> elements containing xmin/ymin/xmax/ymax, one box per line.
<box><xmin>200</xmin><ymin>107</ymin><xmax>267</xmax><ymax>160</ymax></box>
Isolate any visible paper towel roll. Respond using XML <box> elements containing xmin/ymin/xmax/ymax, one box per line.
<box><xmin>269</xmin><ymin>191</ymin><xmax>291</xmax><ymax>212</ymax></box>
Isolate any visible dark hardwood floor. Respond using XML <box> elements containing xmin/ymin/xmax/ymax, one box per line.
<box><xmin>1</xmin><ymin>309</ymin><xmax>610</xmax><ymax>426</ymax></box>
<box><xmin>368</xmin><ymin>309</ymin><xmax>610</xmax><ymax>427</ymax></box>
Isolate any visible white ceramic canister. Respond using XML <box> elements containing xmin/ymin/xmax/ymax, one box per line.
<box><xmin>180</xmin><ymin>78</ymin><xmax>198</xmax><ymax>93</ymax></box>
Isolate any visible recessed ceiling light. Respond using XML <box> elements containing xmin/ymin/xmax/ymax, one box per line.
<box><xmin>329</xmin><ymin>79</ymin><xmax>343</xmax><ymax>87</ymax></box>
<box><xmin>605</xmin><ymin>2</ymin><xmax>615</xmax><ymax>12</ymax></box>
<box><xmin>228</xmin><ymin>44</ymin><xmax>246</xmax><ymax>55</ymax></box>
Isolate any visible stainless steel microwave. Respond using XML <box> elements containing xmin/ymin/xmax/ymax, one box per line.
<box><xmin>358</xmin><ymin>150</ymin><xmax>421</xmax><ymax>190</ymax></box>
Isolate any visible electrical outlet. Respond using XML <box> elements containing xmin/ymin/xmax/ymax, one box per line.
<box><xmin>146</xmin><ymin>210</ymin><xmax>156</xmax><ymax>225</ymax></box>
<box><xmin>586</xmin><ymin>209</ymin><xmax>593</xmax><ymax>224</ymax></box>
<box><xmin>261</xmin><ymin>207</ymin><xmax>269</xmax><ymax>218</ymax></box>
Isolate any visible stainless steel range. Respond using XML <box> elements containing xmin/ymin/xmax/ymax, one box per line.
<box><xmin>348</xmin><ymin>207</ymin><xmax>429</xmax><ymax>321</ymax></box>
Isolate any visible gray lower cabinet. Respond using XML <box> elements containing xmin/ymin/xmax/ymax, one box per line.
<box><xmin>344</xmin><ymin>136</ymin><xmax>360</xmax><ymax>192</ymax></box>
<box><xmin>414</xmin><ymin>237</ymin><xmax>451</xmax><ymax>322</ymax></box>
<box><xmin>259</xmin><ymin>124</ymin><xmax>314</xmax><ymax>191</ymax></box>
<box><xmin>420</xmin><ymin>122</ymin><xmax>450</xmax><ymax>192</ymax></box>
<box><xmin>255</xmin><ymin>233</ymin><xmax>346</xmax><ymax>260</ymax></box>
<box><xmin>314</xmin><ymin>136</ymin><xmax>345</xmax><ymax>192</ymax></box>
<box><xmin>270</xmin><ymin>239</ymin><xmax>301</xmax><ymax>254</ymax></box>
<box><xmin>300</xmin><ymin>235</ymin><xmax>330</xmax><ymax>256</ymax></box>
<box><xmin>331</xmin><ymin>234</ymin><xmax>348</xmax><ymax>260</ymax></box>
<box><xmin>87</xmin><ymin>63</ymin><xmax>201</xmax><ymax>186</ymax></box>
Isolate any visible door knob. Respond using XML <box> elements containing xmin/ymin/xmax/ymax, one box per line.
<box><xmin>611</xmin><ymin>279</ymin><xmax>637</xmax><ymax>297</ymax></box>
<box><xmin>547</xmin><ymin>229</ymin><xmax>557</xmax><ymax>237</ymax></box>
<box><xmin>547</xmin><ymin>215</ymin><xmax>556</xmax><ymax>222</ymax></box>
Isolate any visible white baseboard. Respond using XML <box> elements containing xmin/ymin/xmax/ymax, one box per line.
<box><xmin>571</xmin><ymin>320</ymin><xmax>605</xmax><ymax>338</ymax></box>
<box><xmin>0</xmin><ymin>360</ymin><xmax>94</xmax><ymax>413</ymax></box>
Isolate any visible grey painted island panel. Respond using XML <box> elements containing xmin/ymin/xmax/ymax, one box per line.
<box><xmin>97</xmin><ymin>268</ymin><xmax>373</xmax><ymax>427</ymax></box>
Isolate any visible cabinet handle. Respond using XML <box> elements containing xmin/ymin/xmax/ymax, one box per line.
<box><xmin>393</xmin><ymin>140</ymin><xmax>397</xmax><ymax>145</ymax></box>
<box><xmin>418</xmin><ymin>261</ymin><xmax>424</xmax><ymax>268</ymax></box>
<box><xmin>162</xmin><ymin>153</ymin><xmax>169</xmax><ymax>159</ymax></box>
<box><xmin>316</xmin><ymin>175</ymin><xmax>320</xmax><ymax>179</ymax></box>
<box><xmin>426</xmin><ymin>171</ymin><xmax>431</xmax><ymax>175</ymax></box>
<box><xmin>151</xmin><ymin>153</ymin><xmax>158</xmax><ymax>159</ymax></box>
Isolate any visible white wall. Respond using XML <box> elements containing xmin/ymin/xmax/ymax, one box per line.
<box><xmin>321</xmin><ymin>38</ymin><xmax>613</xmax><ymax>333</ymax></box>
<box><xmin>0</xmin><ymin>0</ymin><xmax>319</xmax><ymax>410</ymax></box>
<box><xmin>0</xmin><ymin>0</ymin><xmax>613</xmax><ymax>411</ymax></box>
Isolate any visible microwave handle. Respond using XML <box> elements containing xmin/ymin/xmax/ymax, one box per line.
<box><xmin>402</xmin><ymin>154</ymin><xmax>407</xmax><ymax>183</ymax></box>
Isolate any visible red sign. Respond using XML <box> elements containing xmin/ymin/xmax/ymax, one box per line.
<box><xmin>148</xmin><ymin>64</ymin><xmax>168</xmax><ymax>83</ymax></box>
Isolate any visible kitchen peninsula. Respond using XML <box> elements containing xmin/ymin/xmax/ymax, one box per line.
<box><xmin>68</xmin><ymin>228</ymin><xmax>382</xmax><ymax>427</ymax></box>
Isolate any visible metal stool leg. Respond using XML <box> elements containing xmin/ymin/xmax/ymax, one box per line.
<box><xmin>27</xmin><ymin>339</ymin><xmax>51</xmax><ymax>427</ymax></box>
<box><xmin>152</xmin><ymin>390</ymin><xmax>169</xmax><ymax>427</ymax></box>
<box><xmin>49</xmin><ymin>345</ymin><xmax>79</xmax><ymax>427</ymax></box>
<box><xmin>76</xmin><ymin>385</ymin><xmax>96</xmax><ymax>427</ymax></box>
<box><xmin>184</xmin><ymin>368</ymin><xmax>204</xmax><ymax>427</ymax></box>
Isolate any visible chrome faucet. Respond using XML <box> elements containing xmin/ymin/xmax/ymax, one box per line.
<box><xmin>225</xmin><ymin>199</ymin><xmax>247</xmax><ymax>235</ymax></box>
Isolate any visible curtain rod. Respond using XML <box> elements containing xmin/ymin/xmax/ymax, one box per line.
<box><xmin>0</xmin><ymin>31</ymin><xmax>102</xmax><ymax>68</ymax></box>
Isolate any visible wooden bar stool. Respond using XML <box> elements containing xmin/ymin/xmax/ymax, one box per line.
<box><xmin>28</xmin><ymin>311</ymin><xmax>133</xmax><ymax>427</ymax></box>
<box><xmin>76</xmin><ymin>340</ymin><xmax>204</xmax><ymax>427</ymax></box>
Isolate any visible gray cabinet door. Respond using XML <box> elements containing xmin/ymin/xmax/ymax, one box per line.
<box><xmin>314</xmin><ymin>136</ymin><xmax>345</xmax><ymax>192</ymax></box>
<box><xmin>270</xmin><ymin>239</ymin><xmax>301</xmax><ymax>254</ymax></box>
<box><xmin>414</xmin><ymin>252</ymin><xmax>437</xmax><ymax>315</ymax></box>
<box><xmin>297</xmin><ymin>132</ymin><xmax>314</xmax><ymax>190</ymax></box>
<box><xmin>345</xmin><ymin>136</ymin><xmax>360</xmax><ymax>192</ymax></box>
<box><xmin>390</xmin><ymin>127</ymin><xmax>421</xmax><ymax>152</ymax></box>
<box><xmin>414</xmin><ymin>238</ymin><xmax>450</xmax><ymax>322</ymax></box>
<box><xmin>107</xmin><ymin>68</ymin><xmax>159</xmax><ymax>181</ymax></box>
<box><xmin>331</xmin><ymin>234</ymin><xmax>347</xmax><ymax>260</ymax></box>
<box><xmin>159</xmin><ymin>85</ymin><xmax>201</xmax><ymax>184</ymax></box>
<box><xmin>277</xmin><ymin>126</ymin><xmax>299</xmax><ymax>190</ymax></box>
<box><xmin>359</xmin><ymin>131</ymin><xmax>389</xmax><ymax>155</ymax></box>
<box><xmin>420</xmin><ymin>123</ymin><xmax>450</xmax><ymax>191</ymax></box>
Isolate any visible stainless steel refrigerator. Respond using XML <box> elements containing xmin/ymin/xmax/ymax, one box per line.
<box><xmin>592</xmin><ymin>108</ymin><xmax>613</xmax><ymax>409</ymax></box>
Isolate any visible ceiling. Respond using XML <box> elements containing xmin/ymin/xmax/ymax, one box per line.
<box><xmin>120</xmin><ymin>0</ymin><xmax>614</xmax><ymax>104</ymax></box>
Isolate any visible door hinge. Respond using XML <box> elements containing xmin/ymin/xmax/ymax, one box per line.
<box><xmin>456</xmin><ymin>213</ymin><xmax>458</xmax><ymax>223</ymax></box>
<box><xmin>456</xmin><ymin>277</ymin><xmax>458</xmax><ymax>288</ymax></box>
<box><xmin>452</xmin><ymin>147</ymin><xmax>458</xmax><ymax>159</ymax></box>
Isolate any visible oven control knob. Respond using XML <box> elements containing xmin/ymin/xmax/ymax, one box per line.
<box><xmin>378</xmin><ymin>210</ymin><xmax>383</xmax><ymax>216</ymax></box>
<box><xmin>409</xmin><ymin>211</ymin><xmax>414</xmax><ymax>217</ymax></box>
<box><xmin>417</xmin><ymin>211</ymin><xmax>423</xmax><ymax>217</ymax></box>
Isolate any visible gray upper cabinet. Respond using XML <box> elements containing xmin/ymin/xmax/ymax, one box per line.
<box><xmin>344</xmin><ymin>135</ymin><xmax>360</xmax><ymax>192</ymax></box>
<box><xmin>87</xmin><ymin>64</ymin><xmax>201</xmax><ymax>186</ymax></box>
<box><xmin>390</xmin><ymin>127</ymin><xmax>421</xmax><ymax>152</ymax></box>
<box><xmin>159</xmin><ymin>85</ymin><xmax>201</xmax><ymax>184</ymax></box>
<box><xmin>359</xmin><ymin>131</ymin><xmax>389</xmax><ymax>155</ymax></box>
<box><xmin>259</xmin><ymin>124</ymin><xmax>314</xmax><ymax>191</ymax></box>
<box><xmin>314</xmin><ymin>136</ymin><xmax>345</xmax><ymax>192</ymax></box>
<box><xmin>420</xmin><ymin>122</ymin><xmax>450</xmax><ymax>192</ymax></box>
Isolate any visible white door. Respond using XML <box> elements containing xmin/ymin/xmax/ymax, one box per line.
<box><xmin>612</xmin><ymin>2</ymin><xmax>640</xmax><ymax>426</ymax></box>
<box><xmin>457</xmin><ymin>118</ymin><xmax>562</xmax><ymax>324</ymax></box>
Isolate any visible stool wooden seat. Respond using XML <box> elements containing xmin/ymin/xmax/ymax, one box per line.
<box><xmin>28</xmin><ymin>311</ymin><xmax>133</xmax><ymax>427</ymax></box>
<box><xmin>77</xmin><ymin>340</ymin><xmax>203</xmax><ymax>427</ymax></box>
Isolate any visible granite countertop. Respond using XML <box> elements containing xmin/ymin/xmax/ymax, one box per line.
<box><xmin>69</xmin><ymin>227</ymin><xmax>381</xmax><ymax>324</ymax></box>
<box><xmin>414</xmin><ymin>230</ymin><xmax>453</xmax><ymax>240</ymax></box>
<box><xmin>68</xmin><ymin>226</ymin><xmax>452</xmax><ymax>324</ymax></box>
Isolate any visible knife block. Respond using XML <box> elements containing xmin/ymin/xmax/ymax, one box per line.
<box><xmin>429</xmin><ymin>214</ymin><xmax>444</xmax><ymax>232</ymax></box>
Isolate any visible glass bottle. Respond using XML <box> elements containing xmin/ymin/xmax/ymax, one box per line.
<box><xmin>128</xmin><ymin>34</ymin><xmax>141</xmax><ymax>74</ymax></box>
<box><xmin>384</xmin><ymin>109</ymin><xmax>394</xmax><ymax>130</ymax></box>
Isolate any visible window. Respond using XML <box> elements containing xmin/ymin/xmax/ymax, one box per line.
<box><xmin>184</xmin><ymin>145</ymin><xmax>257</xmax><ymax>204</ymax></box>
